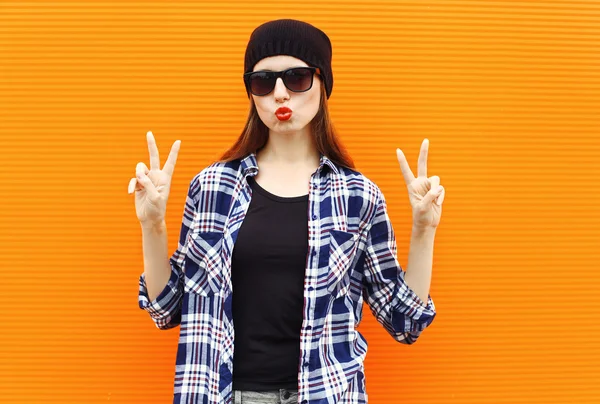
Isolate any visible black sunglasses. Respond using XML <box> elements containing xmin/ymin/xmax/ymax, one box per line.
<box><xmin>243</xmin><ymin>67</ymin><xmax>320</xmax><ymax>96</ymax></box>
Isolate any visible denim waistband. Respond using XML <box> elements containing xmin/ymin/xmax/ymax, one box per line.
<box><xmin>233</xmin><ymin>388</ymin><xmax>299</xmax><ymax>404</ymax></box>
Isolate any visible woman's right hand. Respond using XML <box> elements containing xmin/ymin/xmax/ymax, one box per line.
<box><xmin>128</xmin><ymin>131</ymin><xmax>181</xmax><ymax>228</ymax></box>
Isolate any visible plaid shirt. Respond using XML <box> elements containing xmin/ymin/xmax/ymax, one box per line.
<box><xmin>138</xmin><ymin>152</ymin><xmax>436</xmax><ymax>404</ymax></box>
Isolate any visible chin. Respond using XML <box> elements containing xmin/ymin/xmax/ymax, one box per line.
<box><xmin>269</xmin><ymin>118</ymin><xmax>305</xmax><ymax>132</ymax></box>
<box><xmin>269</xmin><ymin>125</ymin><xmax>298</xmax><ymax>134</ymax></box>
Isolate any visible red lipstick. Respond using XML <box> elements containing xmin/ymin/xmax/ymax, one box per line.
<box><xmin>275</xmin><ymin>107</ymin><xmax>292</xmax><ymax>121</ymax></box>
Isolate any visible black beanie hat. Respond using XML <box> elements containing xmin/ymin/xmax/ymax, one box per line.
<box><xmin>244</xmin><ymin>19</ymin><xmax>333</xmax><ymax>99</ymax></box>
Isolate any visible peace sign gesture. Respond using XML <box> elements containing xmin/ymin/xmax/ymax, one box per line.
<box><xmin>396</xmin><ymin>139</ymin><xmax>445</xmax><ymax>231</ymax></box>
<box><xmin>127</xmin><ymin>131</ymin><xmax>181</xmax><ymax>228</ymax></box>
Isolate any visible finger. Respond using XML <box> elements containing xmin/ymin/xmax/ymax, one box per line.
<box><xmin>128</xmin><ymin>177</ymin><xmax>137</xmax><ymax>194</ymax></box>
<box><xmin>147</xmin><ymin>131</ymin><xmax>161</xmax><ymax>171</ymax></box>
<box><xmin>423</xmin><ymin>185</ymin><xmax>443</xmax><ymax>205</ymax></box>
<box><xmin>134</xmin><ymin>163</ymin><xmax>150</xmax><ymax>193</ymax></box>
<box><xmin>436</xmin><ymin>186</ymin><xmax>445</xmax><ymax>205</ymax></box>
<box><xmin>136</xmin><ymin>171</ymin><xmax>161</xmax><ymax>201</ymax></box>
<box><xmin>128</xmin><ymin>177</ymin><xmax>144</xmax><ymax>194</ymax></box>
<box><xmin>418</xmin><ymin>138</ymin><xmax>428</xmax><ymax>178</ymax></box>
<box><xmin>396</xmin><ymin>148</ymin><xmax>415</xmax><ymax>186</ymax></box>
<box><xmin>136</xmin><ymin>162</ymin><xmax>150</xmax><ymax>178</ymax></box>
<box><xmin>428</xmin><ymin>175</ymin><xmax>440</xmax><ymax>192</ymax></box>
<box><xmin>163</xmin><ymin>140</ymin><xmax>181</xmax><ymax>177</ymax></box>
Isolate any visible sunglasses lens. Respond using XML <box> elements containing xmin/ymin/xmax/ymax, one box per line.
<box><xmin>249</xmin><ymin>72</ymin><xmax>276</xmax><ymax>95</ymax></box>
<box><xmin>284</xmin><ymin>68</ymin><xmax>314</xmax><ymax>92</ymax></box>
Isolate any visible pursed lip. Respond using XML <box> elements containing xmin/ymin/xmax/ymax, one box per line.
<box><xmin>275</xmin><ymin>107</ymin><xmax>292</xmax><ymax>114</ymax></box>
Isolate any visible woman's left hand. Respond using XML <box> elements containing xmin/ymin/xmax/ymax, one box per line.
<box><xmin>396</xmin><ymin>138</ymin><xmax>445</xmax><ymax>231</ymax></box>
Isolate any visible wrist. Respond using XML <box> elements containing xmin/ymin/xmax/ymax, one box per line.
<box><xmin>411</xmin><ymin>225</ymin><xmax>436</xmax><ymax>238</ymax></box>
<box><xmin>141</xmin><ymin>220</ymin><xmax>167</xmax><ymax>233</ymax></box>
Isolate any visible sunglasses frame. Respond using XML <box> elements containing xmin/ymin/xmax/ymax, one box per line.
<box><xmin>243</xmin><ymin>66</ymin><xmax>321</xmax><ymax>96</ymax></box>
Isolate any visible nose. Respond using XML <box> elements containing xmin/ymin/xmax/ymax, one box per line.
<box><xmin>273</xmin><ymin>77</ymin><xmax>290</xmax><ymax>102</ymax></box>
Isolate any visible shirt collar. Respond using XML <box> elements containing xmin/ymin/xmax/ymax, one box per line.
<box><xmin>240</xmin><ymin>151</ymin><xmax>340</xmax><ymax>176</ymax></box>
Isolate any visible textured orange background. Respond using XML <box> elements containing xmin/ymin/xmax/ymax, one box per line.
<box><xmin>1</xmin><ymin>1</ymin><xmax>599</xmax><ymax>403</ymax></box>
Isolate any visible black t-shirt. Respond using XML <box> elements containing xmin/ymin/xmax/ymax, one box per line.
<box><xmin>231</xmin><ymin>175</ymin><xmax>309</xmax><ymax>391</ymax></box>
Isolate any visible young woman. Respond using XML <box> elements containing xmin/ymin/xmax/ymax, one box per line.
<box><xmin>129</xmin><ymin>19</ymin><xmax>444</xmax><ymax>404</ymax></box>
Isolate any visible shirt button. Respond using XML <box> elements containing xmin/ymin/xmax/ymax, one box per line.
<box><xmin>308</xmin><ymin>286</ymin><xmax>314</xmax><ymax>291</ymax></box>
<box><xmin>311</xmin><ymin>250</ymin><xmax>317</xmax><ymax>256</ymax></box>
<box><xmin>305</xmin><ymin>325</ymin><xmax>312</xmax><ymax>331</ymax></box>
<box><xmin>312</xmin><ymin>214</ymin><xmax>318</xmax><ymax>220</ymax></box>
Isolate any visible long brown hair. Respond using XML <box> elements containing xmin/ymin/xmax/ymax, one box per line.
<box><xmin>217</xmin><ymin>80</ymin><xmax>355</xmax><ymax>170</ymax></box>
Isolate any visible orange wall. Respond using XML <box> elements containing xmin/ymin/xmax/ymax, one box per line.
<box><xmin>1</xmin><ymin>1</ymin><xmax>599</xmax><ymax>403</ymax></box>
